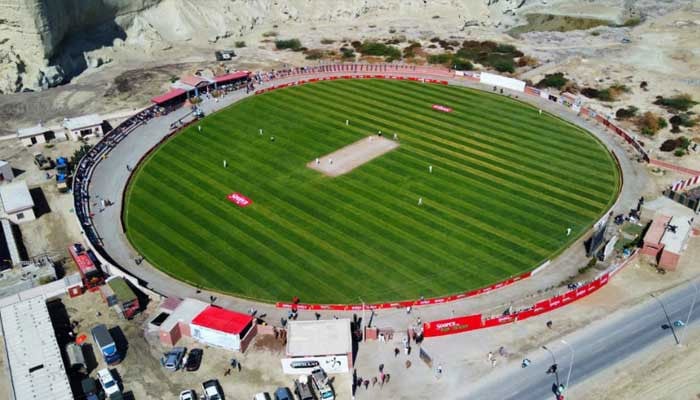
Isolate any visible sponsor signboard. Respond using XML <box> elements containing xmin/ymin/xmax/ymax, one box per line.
<box><xmin>422</xmin><ymin>314</ymin><xmax>483</xmax><ymax>337</ymax></box>
<box><xmin>281</xmin><ymin>355</ymin><xmax>349</xmax><ymax>374</ymax></box>
<box><xmin>227</xmin><ymin>192</ymin><xmax>252</xmax><ymax>207</ymax></box>
<box><xmin>190</xmin><ymin>324</ymin><xmax>241</xmax><ymax>351</ymax></box>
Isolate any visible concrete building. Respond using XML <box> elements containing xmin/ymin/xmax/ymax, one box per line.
<box><xmin>63</xmin><ymin>114</ymin><xmax>103</xmax><ymax>141</ymax></box>
<box><xmin>641</xmin><ymin>214</ymin><xmax>693</xmax><ymax>270</ymax></box>
<box><xmin>0</xmin><ymin>218</ymin><xmax>26</xmax><ymax>269</ymax></box>
<box><xmin>16</xmin><ymin>124</ymin><xmax>58</xmax><ymax>146</ymax></box>
<box><xmin>282</xmin><ymin>319</ymin><xmax>353</xmax><ymax>374</ymax></box>
<box><xmin>157</xmin><ymin>297</ymin><xmax>209</xmax><ymax>347</ymax></box>
<box><xmin>0</xmin><ymin>296</ymin><xmax>73</xmax><ymax>400</ymax></box>
<box><xmin>190</xmin><ymin>305</ymin><xmax>256</xmax><ymax>352</ymax></box>
<box><xmin>0</xmin><ymin>181</ymin><xmax>35</xmax><ymax>224</ymax></box>
<box><xmin>0</xmin><ymin>160</ymin><xmax>14</xmax><ymax>183</ymax></box>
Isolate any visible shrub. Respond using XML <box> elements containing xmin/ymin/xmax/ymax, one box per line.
<box><xmin>389</xmin><ymin>28</ymin><xmax>397</xmax><ymax>34</ymax></box>
<box><xmin>674</xmin><ymin>149</ymin><xmax>686</xmax><ymax>157</ymax></box>
<box><xmin>351</xmin><ymin>40</ymin><xmax>362</xmax><ymax>50</ymax></box>
<box><xmin>590</xmin><ymin>31</ymin><xmax>601</xmax><ymax>36</ymax></box>
<box><xmin>262</xmin><ymin>31</ymin><xmax>278</xmax><ymax>37</ymax></box>
<box><xmin>654</xmin><ymin>94</ymin><xmax>698</xmax><ymax>112</ymax></box>
<box><xmin>340</xmin><ymin>47</ymin><xmax>356</xmax><ymax>59</ymax></box>
<box><xmin>320</xmin><ymin>38</ymin><xmax>335</xmax><ymax>45</ymax></box>
<box><xmin>637</xmin><ymin>111</ymin><xmax>663</xmax><ymax>135</ymax></box>
<box><xmin>615</xmin><ymin>106</ymin><xmax>638</xmax><ymax>120</ymax></box>
<box><xmin>235</xmin><ymin>41</ymin><xmax>246</xmax><ymax>48</ymax></box>
<box><xmin>517</xmin><ymin>55</ymin><xmax>538</xmax><ymax>67</ymax></box>
<box><xmin>304</xmin><ymin>49</ymin><xmax>325</xmax><ymax>60</ymax></box>
<box><xmin>358</xmin><ymin>41</ymin><xmax>401</xmax><ymax>61</ymax></box>
<box><xmin>581</xmin><ymin>87</ymin><xmax>600</xmax><ymax>98</ymax></box>
<box><xmin>403</xmin><ymin>42</ymin><xmax>421</xmax><ymax>58</ymax></box>
<box><xmin>660</xmin><ymin>139</ymin><xmax>679</xmax><ymax>152</ymax></box>
<box><xmin>427</xmin><ymin>53</ymin><xmax>453</xmax><ymax>65</ymax></box>
<box><xmin>640</xmin><ymin>81</ymin><xmax>648</xmax><ymax>90</ymax></box>
<box><xmin>452</xmin><ymin>58</ymin><xmax>474</xmax><ymax>71</ymax></box>
<box><xmin>275</xmin><ymin>38</ymin><xmax>303</xmax><ymax>51</ymax></box>
<box><xmin>493</xmin><ymin>59</ymin><xmax>515</xmax><ymax>73</ymax></box>
<box><xmin>536</xmin><ymin>72</ymin><xmax>568</xmax><ymax>89</ymax></box>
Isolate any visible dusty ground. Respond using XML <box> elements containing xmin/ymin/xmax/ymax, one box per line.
<box><xmin>308</xmin><ymin>135</ymin><xmax>399</xmax><ymax>177</ymax></box>
<box><xmin>61</xmin><ymin>291</ymin><xmax>351</xmax><ymax>399</ymax></box>
<box><xmin>0</xmin><ymin>138</ymin><xmax>90</xmax><ymax>271</ymax></box>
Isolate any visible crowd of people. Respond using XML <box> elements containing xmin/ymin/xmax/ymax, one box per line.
<box><xmin>73</xmin><ymin>106</ymin><xmax>159</xmax><ymax>251</ymax></box>
<box><xmin>73</xmin><ymin>61</ymin><xmax>452</xmax><ymax>269</ymax></box>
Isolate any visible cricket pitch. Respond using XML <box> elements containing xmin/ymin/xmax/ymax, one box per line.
<box><xmin>307</xmin><ymin>136</ymin><xmax>400</xmax><ymax>177</ymax></box>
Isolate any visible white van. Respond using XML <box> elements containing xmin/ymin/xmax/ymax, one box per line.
<box><xmin>253</xmin><ymin>393</ymin><xmax>272</xmax><ymax>400</ymax></box>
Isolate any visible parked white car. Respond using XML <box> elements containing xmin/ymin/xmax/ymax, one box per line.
<box><xmin>180</xmin><ymin>389</ymin><xmax>196</xmax><ymax>400</ymax></box>
<box><xmin>97</xmin><ymin>368</ymin><xmax>120</xmax><ymax>397</ymax></box>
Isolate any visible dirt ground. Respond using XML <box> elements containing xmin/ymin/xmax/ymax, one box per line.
<box><xmin>60</xmin><ymin>291</ymin><xmax>351</xmax><ymax>399</ymax></box>
<box><xmin>0</xmin><ymin>137</ymin><xmax>93</xmax><ymax>273</ymax></box>
<box><xmin>308</xmin><ymin>135</ymin><xmax>400</xmax><ymax>177</ymax></box>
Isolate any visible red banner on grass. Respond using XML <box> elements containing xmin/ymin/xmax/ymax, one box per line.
<box><xmin>432</xmin><ymin>104</ymin><xmax>453</xmax><ymax>113</ymax></box>
<box><xmin>227</xmin><ymin>192</ymin><xmax>252</xmax><ymax>207</ymax></box>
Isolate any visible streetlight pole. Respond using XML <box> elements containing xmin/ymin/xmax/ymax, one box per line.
<box><xmin>679</xmin><ymin>279</ymin><xmax>699</xmax><ymax>346</ymax></box>
<box><xmin>560</xmin><ymin>340</ymin><xmax>575</xmax><ymax>392</ymax></box>
<box><xmin>542</xmin><ymin>345</ymin><xmax>559</xmax><ymax>387</ymax></box>
<box><xmin>651</xmin><ymin>293</ymin><xmax>680</xmax><ymax>345</ymax></box>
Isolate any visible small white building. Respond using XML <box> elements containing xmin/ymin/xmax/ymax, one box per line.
<box><xmin>0</xmin><ymin>297</ymin><xmax>73</xmax><ymax>400</ymax></box>
<box><xmin>62</xmin><ymin>114</ymin><xmax>103</xmax><ymax>141</ymax></box>
<box><xmin>0</xmin><ymin>160</ymin><xmax>13</xmax><ymax>183</ymax></box>
<box><xmin>282</xmin><ymin>319</ymin><xmax>353</xmax><ymax>374</ymax></box>
<box><xmin>0</xmin><ymin>181</ymin><xmax>35</xmax><ymax>224</ymax></box>
<box><xmin>16</xmin><ymin>124</ymin><xmax>57</xmax><ymax>146</ymax></box>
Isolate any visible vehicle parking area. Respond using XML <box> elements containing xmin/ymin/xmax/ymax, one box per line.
<box><xmin>58</xmin><ymin>291</ymin><xmax>351</xmax><ymax>399</ymax></box>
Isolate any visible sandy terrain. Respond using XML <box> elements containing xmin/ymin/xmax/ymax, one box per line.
<box><xmin>308</xmin><ymin>135</ymin><xmax>399</xmax><ymax>177</ymax></box>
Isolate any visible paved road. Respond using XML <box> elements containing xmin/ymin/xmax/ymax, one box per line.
<box><xmin>463</xmin><ymin>279</ymin><xmax>700</xmax><ymax>400</ymax></box>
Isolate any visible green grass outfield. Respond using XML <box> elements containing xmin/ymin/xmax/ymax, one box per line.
<box><xmin>124</xmin><ymin>79</ymin><xmax>620</xmax><ymax>304</ymax></box>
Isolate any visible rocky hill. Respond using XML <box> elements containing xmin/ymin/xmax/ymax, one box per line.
<box><xmin>0</xmin><ymin>0</ymin><xmax>529</xmax><ymax>93</ymax></box>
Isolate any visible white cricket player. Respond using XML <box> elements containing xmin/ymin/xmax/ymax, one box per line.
<box><xmin>429</xmin><ymin>165</ymin><xmax>433</xmax><ymax>173</ymax></box>
<box><xmin>539</xmin><ymin>109</ymin><xmax>543</xmax><ymax>116</ymax></box>
<box><xmin>566</xmin><ymin>227</ymin><xmax>572</xmax><ymax>236</ymax></box>
<box><xmin>259</xmin><ymin>128</ymin><xmax>263</xmax><ymax>135</ymax></box>
<box><xmin>223</xmin><ymin>160</ymin><xmax>228</xmax><ymax>168</ymax></box>
<box><xmin>316</xmin><ymin>158</ymin><xmax>320</xmax><ymax>165</ymax></box>
<box><xmin>393</xmin><ymin>133</ymin><xmax>398</xmax><ymax>140</ymax></box>
<box><xmin>346</xmin><ymin>119</ymin><xmax>349</xmax><ymax>126</ymax></box>
<box><xmin>198</xmin><ymin>126</ymin><xmax>202</xmax><ymax>133</ymax></box>
<box><xmin>418</xmin><ymin>197</ymin><xmax>423</xmax><ymax>205</ymax></box>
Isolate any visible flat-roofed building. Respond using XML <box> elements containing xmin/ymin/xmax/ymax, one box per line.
<box><xmin>282</xmin><ymin>319</ymin><xmax>353</xmax><ymax>374</ymax></box>
<box><xmin>0</xmin><ymin>181</ymin><xmax>35</xmax><ymax>224</ymax></box>
<box><xmin>63</xmin><ymin>114</ymin><xmax>103</xmax><ymax>141</ymax></box>
<box><xmin>16</xmin><ymin>124</ymin><xmax>58</xmax><ymax>146</ymax></box>
<box><xmin>0</xmin><ymin>296</ymin><xmax>72</xmax><ymax>400</ymax></box>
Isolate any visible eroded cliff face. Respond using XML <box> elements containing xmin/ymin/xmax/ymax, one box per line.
<box><xmin>0</xmin><ymin>0</ymin><xmax>526</xmax><ymax>93</ymax></box>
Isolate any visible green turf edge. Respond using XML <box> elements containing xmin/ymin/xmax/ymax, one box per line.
<box><xmin>122</xmin><ymin>79</ymin><xmax>621</xmax><ymax>304</ymax></box>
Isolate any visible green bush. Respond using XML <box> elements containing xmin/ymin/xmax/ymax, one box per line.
<box><xmin>674</xmin><ymin>149</ymin><xmax>686</xmax><ymax>157</ymax></box>
<box><xmin>235</xmin><ymin>41</ymin><xmax>246</xmax><ymax>48</ymax></box>
<box><xmin>536</xmin><ymin>72</ymin><xmax>569</xmax><ymax>89</ymax></box>
<box><xmin>262</xmin><ymin>31</ymin><xmax>278</xmax><ymax>37</ymax></box>
<box><xmin>320</xmin><ymin>38</ymin><xmax>335</xmax><ymax>45</ymax></box>
<box><xmin>453</xmin><ymin>58</ymin><xmax>474</xmax><ymax>71</ymax></box>
<box><xmin>493</xmin><ymin>59</ymin><xmax>515</xmax><ymax>73</ymax></box>
<box><xmin>340</xmin><ymin>47</ymin><xmax>356</xmax><ymax>59</ymax></box>
<box><xmin>275</xmin><ymin>38</ymin><xmax>303</xmax><ymax>51</ymax></box>
<box><xmin>615</xmin><ymin>106</ymin><xmax>638</xmax><ymax>120</ymax></box>
<box><xmin>358</xmin><ymin>41</ymin><xmax>401</xmax><ymax>61</ymax></box>
<box><xmin>427</xmin><ymin>53</ymin><xmax>453</xmax><ymax>65</ymax></box>
<box><xmin>654</xmin><ymin>94</ymin><xmax>698</xmax><ymax>112</ymax></box>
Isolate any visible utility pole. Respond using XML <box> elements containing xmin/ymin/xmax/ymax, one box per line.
<box><xmin>679</xmin><ymin>279</ymin><xmax>699</xmax><ymax>346</ymax></box>
<box><xmin>542</xmin><ymin>345</ymin><xmax>560</xmax><ymax>387</ymax></box>
<box><xmin>651</xmin><ymin>293</ymin><xmax>680</xmax><ymax>345</ymax></box>
<box><xmin>560</xmin><ymin>340</ymin><xmax>575</xmax><ymax>393</ymax></box>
